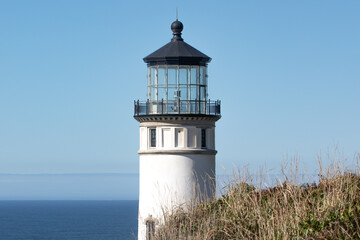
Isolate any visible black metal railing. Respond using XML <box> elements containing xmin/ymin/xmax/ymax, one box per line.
<box><xmin>134</xmin><ymin>99</ymin><xmax>221</xmax><ymax>116</ymax></box>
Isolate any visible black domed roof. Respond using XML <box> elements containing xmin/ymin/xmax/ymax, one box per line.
<box><xmin>143</xmin><ymin>20</ymin><xmax>211</xmax><ymax>66</ymax></box>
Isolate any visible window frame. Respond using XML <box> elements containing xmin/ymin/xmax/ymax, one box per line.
<box><xmin>150</xmin><ymin>128</ymin><xmax>156</xmax><ymax>148</ymax></box>
<box><xmin>146</xmin><ymin>219</ymin><xmax>155</xmax><ymax>240</ymax></box>
<box><xmin>201</xmin><ymin>128</ymin><xmax>207</xmax><ymax>148</ymax></box>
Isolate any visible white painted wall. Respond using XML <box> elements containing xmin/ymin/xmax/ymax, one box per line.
<box><xmin>138</xmin><ymin>153</ymin><xmax>215</xmax><ymax>240</ymax></box>
<box><xmin>140</xmin><ymin>127</ymin><xmax>147</xmax><ymax>150</ymax></box>
<box><xmin>137</xmin><ymin>120</ymin><xmax>218</xmax><ymax>240</ymax></box>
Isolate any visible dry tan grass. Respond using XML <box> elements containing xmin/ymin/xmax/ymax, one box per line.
<box><xmin>154</xmin><ymin>153</ymin><xmax>360</xmax><ymax>240</ymax></box>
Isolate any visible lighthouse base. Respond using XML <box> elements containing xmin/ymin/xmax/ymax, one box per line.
<box><xmin>137</xmin><ymin>153</ymin><xmax>215</xmax><ymax>240</ymax></box>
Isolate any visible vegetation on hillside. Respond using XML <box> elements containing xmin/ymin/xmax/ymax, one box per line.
<box><xmin>155</xmin><ymin>154</ymin><xmax>360</xmax><ymax>239</ymax></box>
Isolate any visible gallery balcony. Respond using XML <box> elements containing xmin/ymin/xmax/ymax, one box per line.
<box><xmin>134</xmin><ymin>99</ymin><xmax>221</xmax><ymax>117</ymax></box>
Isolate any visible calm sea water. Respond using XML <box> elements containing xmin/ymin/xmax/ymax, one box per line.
<box><xmin>0</xmin><ymin>201</ymin><xmax>138</xmax><ymax>240</ymax></box>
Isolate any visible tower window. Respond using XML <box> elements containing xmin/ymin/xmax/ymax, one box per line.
<box><xmin>201</xmin><ymin>129</ymin><xmax>206</xmax><ymax>148</ymax></box>
<box><xmin>146</xmin><ymin>219</ymin><xmax>155</xmax><ymax>240</ymax></box>
<box><xmin>150</xmin><ymin>128</ymin><xmax>156</xmax><ymax>147</ymax></box>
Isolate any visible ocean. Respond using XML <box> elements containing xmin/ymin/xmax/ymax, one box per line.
<box><xmin>0</xmin><ymin>200</ymin><xmax>138</xmax><ymax>240</ymax></box>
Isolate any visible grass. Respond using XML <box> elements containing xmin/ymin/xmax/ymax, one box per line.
<box><xmin>154</xmin><ymin>153</ymin><xmax>360</xmax><ymax>239</ymax></box>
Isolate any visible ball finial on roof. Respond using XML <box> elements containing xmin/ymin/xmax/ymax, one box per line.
<box><xmin>171</xmin><ymin>20</ymin><xmax>183</xmax><ymax>33</ymax></box>
<box><xmin>171</xmin><ymin>20</ymin><xmax>183</xmax><ymax>42</ymax></box>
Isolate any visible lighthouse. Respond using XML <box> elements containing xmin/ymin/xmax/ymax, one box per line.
<box><xmin>134</xmin><ymin>19</ymin><xmax>221</xmax><ymax>240</ymax></box>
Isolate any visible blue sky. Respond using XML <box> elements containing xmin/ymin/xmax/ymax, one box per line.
<box><xmin>0</xmin><ymin>1</ymin><xmax>359</xmax><ymax>199</ymax></box>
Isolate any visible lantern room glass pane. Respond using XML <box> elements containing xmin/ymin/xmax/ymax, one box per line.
<box><xmin>200</xmin><ymin>86</ymin><xmax>206</xmax><ymax>101</ymax></box>
<box><xmin>200</xmin><ymin>67</ymin><xmax>206</xmax><ymax>85</ymax></box>
<box><xmin>158</xmin><ymin>86</ymin><xmax>165</xmax><ymax>101</ymax></box>
<box><xmin>190</xmin><ymin>86</ymin><xmax>197</xmax><ymax>101</ymax></box>
<box><xmin>147</xmin><ymin>67</ymin><xmax>151</xmax><ymax>86</ymax></box>
<box><xmin>190</xmin><ymin>67</ymin><xmax>198</xmax><ymax>85</ymax></box>
<box><xmin>168</xmin><ymin>68</ymin><xmax>177</xmax><ymax>85</ymax></box>
<box><xmin>179</xmin><ymin>68</ymin><xmax>187</xmax><ymax>85</ymax></box>
<box><xmin>151</xmin><ymin>86</ymin><xmax>156</xmax><ymax>101</ymax></box>
<box><xmin>168</xmin><ymin>86</ymin><xmax>177</xmax><ymax>101</ymax></box>
<box><xmin>158</xmin><ymin>68</ymin><xmax>166</xmax><ymax>85</ymax></box>
<box><xmin>204</xmin><ymin>68</ymin><xmax>208</xmax><ymax>86</ymax></box>
<box><xmin>179</xmin><ymin>86</ymin><xmax>188</xmax><ymax>100</ymax></box>
<box><xmin>151</xmin><ymin>67</ymin><xmax>157</xmax><ymax>85</ymax></box>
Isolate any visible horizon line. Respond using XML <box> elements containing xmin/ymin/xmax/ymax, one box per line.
<box><xmin>0</xmin><ymin>172</ymin><xmax>139</xmax><ymax>176</ymax></box>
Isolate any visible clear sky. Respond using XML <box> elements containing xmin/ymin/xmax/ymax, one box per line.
<box><xmin>0</xmin><ymin>1</ymin><xmax>359</xmax><ymax>199</ymax></box>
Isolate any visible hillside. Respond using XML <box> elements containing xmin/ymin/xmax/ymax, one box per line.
<box><xmin>155</xmin><ymin>158</ymin><xmax>360</xmax><ymax>239</ymax></box>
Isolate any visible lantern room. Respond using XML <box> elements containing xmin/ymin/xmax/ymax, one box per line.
<box><xmin>134</xmin><ymin>20</ymin><xmax>220</xmax><ymax>116</ymax></box>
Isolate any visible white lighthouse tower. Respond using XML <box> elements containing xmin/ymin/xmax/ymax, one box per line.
<box><xmin>134</xmin><ymin>19</ymin><xmax>221</xmax><ymax>240</ymax></box>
